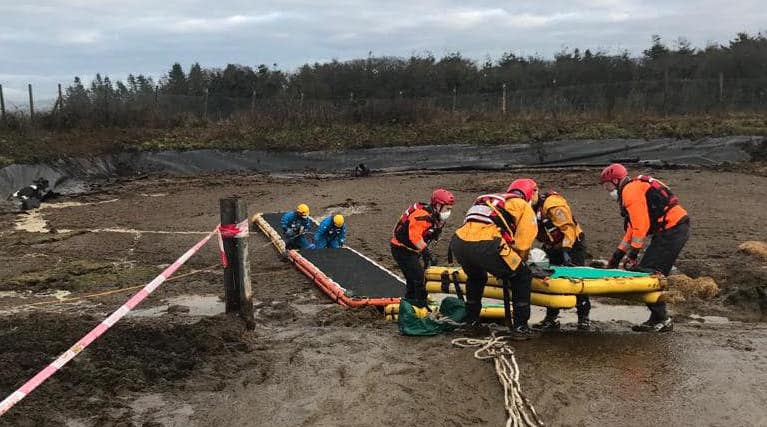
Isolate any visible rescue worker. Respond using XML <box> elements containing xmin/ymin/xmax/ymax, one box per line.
<box><xmin>280</xmin><ymin>203</ymin><xmax>314</xmax><ymax>249</ymax></box>
<box><xmin>533</xmin><ymin>189</ymin><xmax>591</xmax><ymax>331</ymax></box>
<box><xmin>449</xmin><ymin>179</ymin><xmax>539</xmax><ymax>339</ymax></box>
<box><xmin>390</xmin><ymin>189</ymin><xmax>455</xmax><ymax>309</ymax></box>
<box><xmin>314</xmin><ymin>214</ymin><xmax>347</xmax><ymax>249</ymax></box>
<box><xmin>10</xmin><ymin>178</ymin><xmax>50</xmax><ymax>211</ymax></box>
<box><xmin>600</xmin><ymin>163</ymin><xmax>690</xmax><ymax>332</ymax></box>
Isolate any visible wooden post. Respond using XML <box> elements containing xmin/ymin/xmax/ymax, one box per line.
<box><xmin>28</xmin><ymin>84</ymin><xmax>35</xmax><ymax>120</ymax></box>
<box><xmin>219</xmin><ymin>197</ymin><xmax>255</xmax><ymax>329</ymax></box>
<box><xmin>0</xmin><ymin>84</ymin><xmax>5</xmax><ymax>121</ymax></box>
<box><xmin>154</xmin><ymin>85</ymin><xmax>159</xmax><ymax>105</ymax></box>
<box><xmin>502</xmin><ymin>83</ymin><xmax>507</xmax><ymax>115</ymax></box>
<box><xmin>452</xmin><ymin>86</ymin><xmax>457</xmax><ymax>113</ymax></box>
<box><xmin>299</xmin><ymin>91</ymin><xmax>304</xmax><ymax>108</ymax></box>
<box><xmin>203</xmin><ymin>87</ymin><xmax>209</xmax><ymax>119</ymax></box>
<box><xmin>58</xmin><ymin>83</ymin><xmax>63</xmax><ymax>112</ymax></box>
<box><xmin>719</xmin><ymin>72</ymin><xmax>724</xmax><ymax>103</ymax></box>
<box><xmin>251</xmin><ymin>89</ymin><xmax>256</xmax><ymax>114</ymax></box>
<box><xmin>663</xmin><ymin>69</ymin><xmax>669</xmax><ymax>116</ymax></box>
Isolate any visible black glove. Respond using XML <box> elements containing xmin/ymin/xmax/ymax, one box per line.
<box><xmin>607</xmin><ymin>249</ymin><xmax>625</xmax><ymax>269</ymax></box>
<box><xmin>529</xmin><ymin>264</ymin><xmax>555</xmax><ymax>278</ymax></box>
<box><xmin>561</xmin><ymin>249</ymin><xmax>573</xmax><ymax>266</ymax></box>
<box><xmin>422</xmin><ymin>248</ymin><xmax>437</xmax><ymax>266</ymax></box>
<box><xmin>623</xmin><ymin>248</ymin><xmax>640</xmax><ymax>269</ymax></box>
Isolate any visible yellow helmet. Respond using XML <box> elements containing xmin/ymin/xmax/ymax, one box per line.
<box><xmin>296</xmin><ymin>203</ymin><xmax>310</xmax><ymax>217</ymax></box>
<box><xmin>333</xmin><ymin>214</ymin><xmax>345</xmax><ymax>227</ymax></box>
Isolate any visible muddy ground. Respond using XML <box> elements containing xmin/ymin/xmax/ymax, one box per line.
<box><xmin>0</xmin><ymin>167</ymin><xmax>766</xmax><ymax>426</ymax></box>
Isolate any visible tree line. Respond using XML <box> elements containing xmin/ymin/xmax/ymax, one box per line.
<box><xmin>65</xmin><ymin>32</ymin><xmax>766</xmax><ymax>102</ymax></box>
<box><xmin>12</xmin><ymin>31</ymin><xmax>764</xmax><ymax>129</ymax></box>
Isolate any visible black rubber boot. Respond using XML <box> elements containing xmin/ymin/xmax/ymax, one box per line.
<box><xmin>510</xmin><ymin>302</ymin><xmax>539</xmax><ymax>340</ymax></box>
<box><xmin>510</xmin><ymin>323</ymin><xmax>541</xmax><ymax>340</ymax></box>
<box><xmin>632</xmin><ymin>317</ymin><xmax>673</xmax><ymax>332</ymax></box>
<box><xmin>576</xmin><ymin>316</ymin><xmax>592</xmax><ymax>331</ymax></box>
<box><xmin>533</xmin><ymin>309</ymin><xmax>561</xmax><ymax>331</ymax></box>
<box><xmin>464</xmin><ymin>300</ymin><xmax>483</xmax><ymax>325</ymax></box>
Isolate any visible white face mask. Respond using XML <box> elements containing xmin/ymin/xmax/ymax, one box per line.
<box><xmin>439</xmin><ymin>210</ymin><xmax>452</xmax><ymax>221</ymax></box>
<box><xmin>609</xmin><ymin>189</ymin><xmax>619</xmax><ymax>201</ymax></box>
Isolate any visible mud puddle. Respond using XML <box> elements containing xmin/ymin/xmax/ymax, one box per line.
<box><xmin>537</xmin><ymin>301</ymin><xmax>649</xmax><ymax>324</ymax></box>
<box><xmin>0</xmin><ymin>290</ymin><xmax>74</xmax><ymax>315</ymax></box>
<box><xmin>430</xmin><ymin>294</ymin><xmax>731</xmax><ymax>327</ymax></box>
<box><xmin>12</xmin><ymin>199</ymin><xmax>118</xmax><ymax>233</ymax></box>
<box><xmin>688</xmin><ymin>314</ymin><xmax>731</xmax><ymax>324</ymax></box>
<box><xmin>129</xmin><ymin>294</ymin><xmax>225</xmax><ymax>317</ymax></box>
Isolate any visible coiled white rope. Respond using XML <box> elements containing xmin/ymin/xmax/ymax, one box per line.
<box><xmin>452</xmin><ymin>333</ymin><xmax>544</xmax><ymax>427</ymax></box>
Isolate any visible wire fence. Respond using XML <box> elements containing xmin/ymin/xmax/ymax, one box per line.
<box><xmin>1</xmin><ymin>77</ymin><xmax>767</xmax><ymax>129</ymax></box>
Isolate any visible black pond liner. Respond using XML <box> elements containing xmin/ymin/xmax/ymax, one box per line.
<box><xmin>2</xmin><ymin>136</ymin><xmax>764</xmax><ymax>200</ymax></box>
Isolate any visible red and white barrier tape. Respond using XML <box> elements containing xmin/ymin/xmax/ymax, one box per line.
<box><xmin>0</xmin><ymin>220</ymin><xmax>248</xmax><ymax>417</ymax></box>
<box><xmin>216</xmin><ymin>220</ymin><xmax>249</xmax><ymax>268</ymax></box>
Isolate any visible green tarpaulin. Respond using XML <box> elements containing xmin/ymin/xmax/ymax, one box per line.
<box><xmin>548</xmin><ymin>266</ymin><xmax>651</xmax><ymax>279</ymax></box>
<box><xmin>398</xmin><ymin>297</ymin><xmax>467</xmax><ymax>336</ymax></box>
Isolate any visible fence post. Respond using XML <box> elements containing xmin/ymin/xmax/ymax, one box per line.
<box><xmin>154</xmin><ymin>85</ymin><xmax>159</xmax><ymax>105</ymax></box>
<box><xmin>719</xmin><ymin>72</ymin><xmax>724</xmax><ymax>104</ymax></box>
<box><xmin>104</xmin><ymin>84</ymin><xmax>109</xmax><ymax>122</ymax></box>
<box><xmin>663</xmin><ymin>69</ymin><xmax>669</xmax><ymax>116</ymax></box>
<box><xmin>203</xmin><ymin>88</ymin><xmax>209</xmax><ymax>119</ymax></box>
<box><xmin>219</xmin><ymin>197</ymin><xmax>255</xmax><ymax>329</ymax></box>
<box><xmin>0</xmin><ymin>84</ymin><xmax>5</xmax><ymax>121</ymax></box>
<box><xmin>452</xmin><ymin>86</ymin><xmax>457</xmax><ymax>113</ymax></box>
<box><xmin>251</xmin><ymin>90</ymin><xmax>256</xmax><ymax>114</ymax></box>
<box><xmin>57</xmin><ymin>83</ymin><xmax>63</xmax><ymax>113</ymax></box>
<box><xmin>299</xmin><ymin>91</ymin><xmax>304</xmax><ymax>108</ymax></box>
<box><xmin>28</xmin><ymin>84</ymin><xmax>35</xmax><ymax>121</ymax></box>
<box><xmin>502</xmin><ymin>83</ymin><xmax>507</xmax><ymax>115</ymax></box>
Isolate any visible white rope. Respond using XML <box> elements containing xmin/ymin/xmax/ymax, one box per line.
<box><xmin>452</xmin><ymin>333</ymin><xmax>544</xmax><ymax>427</ymax></box>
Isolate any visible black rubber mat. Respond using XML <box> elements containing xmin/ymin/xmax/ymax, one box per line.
<box><xmin>300</xmin><ymin>248</ymin><xmax>405</xmax><ymax>298</ymax></box>
<box><xmin>260</xmin><ymin>212</ymin><xmax>292</xmax><ymax>239</ymax></box>
<box><xmin>260</xmin><ymin>211</ymin><xmax>405</xmax><ymax>298</ymax></box>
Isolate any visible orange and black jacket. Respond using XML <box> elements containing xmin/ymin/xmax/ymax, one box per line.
<box><xmin>618</xmin><ymin>176</ymin><xmax>688</xmax><ymax>252</ymax></box>
<box><xmin>390</xmin><ymin>203</ymin><xmax>441</xmax><ymax>252</ymax></box>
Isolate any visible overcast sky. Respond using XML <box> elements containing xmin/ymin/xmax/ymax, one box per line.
<box><xmin>1</xmin><ymin>0</ymin><xmax>765</xmax><ymax>106</ymax></box>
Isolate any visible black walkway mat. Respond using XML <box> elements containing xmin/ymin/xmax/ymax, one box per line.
<box><xmin>300</xmin><ymin>248</ymin><xmax>405</xmax><ymax>298</ymax></box>
<box><xmin>261</xmin><ymin>212</ymin><xmax>291</xmax><ymax>240</ymax></box>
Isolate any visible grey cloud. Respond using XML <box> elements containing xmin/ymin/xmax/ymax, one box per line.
<box><xmin>0</xmin><ymin>0</ymin><xmax>765</xmax><ymax>104</ymax></box>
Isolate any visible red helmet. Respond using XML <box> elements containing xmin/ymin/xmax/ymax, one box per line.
<box><xmin>600</xmin><ymin>163</ymin><xmax>628</xmax><ymax>184</ymax></box>
<box><xmin>506</xmin><ymin>178</ymin><xmax>538</xmax><ymax>202</ymax></box>
<box><xmin>430</xmin><ymin>189</ymin><xmax>455</xmax><ymax>207</ymax></box>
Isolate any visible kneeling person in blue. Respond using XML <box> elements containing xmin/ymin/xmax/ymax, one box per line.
<box><xmin>314</xmin><ymin>214</ymin><xmax>346</xmax><ymax>249</ymax></box>
<box><xmin>281</xmin><ymin>203</ymin><xmax>314</xmax><ymax>249</ymax></box>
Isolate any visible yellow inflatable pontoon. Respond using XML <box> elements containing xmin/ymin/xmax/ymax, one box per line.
<box><xmin>426</xmin><ymin>266</ymin><xmax>666</xmax><ymax>295</ymax></box>
<box><xmin>424</xmin><ymin>281</ymin><xmax>578</xmax><ymax>308</ymax></box>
